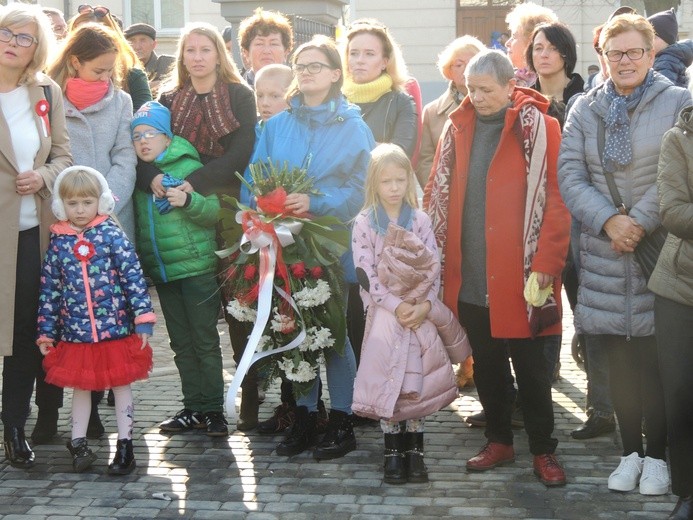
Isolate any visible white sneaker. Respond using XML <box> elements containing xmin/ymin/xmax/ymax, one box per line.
<box><xmin>639</xmin><ymin>457</ymin><xmax>670</xmax><ymax>495</ymax></box>
<box><xmin>608</xmin><ymin>452</ymin><xmax>644</xmax><ymax>491</ymax></box>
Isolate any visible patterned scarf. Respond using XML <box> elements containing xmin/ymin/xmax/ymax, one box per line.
<box><xmin>165</xmin><ymin>79</ymin><xmax>239</xmax><ymax>157</ymax></box>
<box><xmin>602</xmin><ymin>70</ymin><xmax>654</xmax><ymax>173</ymax></box>
<box><xmin>426</xmin><ymin>98</ymin><xmax>556</xmax><ymax>334</ymax></box>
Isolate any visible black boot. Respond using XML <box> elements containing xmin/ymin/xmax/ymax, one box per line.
<box><xmin>313</xmin><ymin>409</ymin><xmax>356</xmax><ymax>461</ymax></box>
<box><xmin>66</xmin><ymin>437</ymin><xmax>97</xmax><ymax>472</ymax></box>
<box><xmin>237</xmin><ymin>382</ymin><xmax>259</xmax><ymax>432</ymax></box>
<box><xmin>276</xmin><ymin>406</ymin><xmax>317</xmax><ymax>456</ymax></box>
<box><xmin>3</xmin><ymin>427</ymin><xmax>35</xmax><ymax>468</ymax></box>
<box><xmin>87</xmin><ymin>393</ymin><xmax>105</xmax><ymax>439</ymax></box>
<box><xmin>668</xmin><ymin>496</ymin><xmax>693</xmax><ymax>520</ymax></box>
<box><xmin>30</xmin><ymin>408</ymin><xmax>59</xmax><ymax>444</ymax></box>
<box><xmin>404</xmin><ymin>432</ymin><xmax>428</xmax><ymax>483</ymax></box>
<box><xmin>108</xmin><ymin>438</ymin><xmax>136</xmax><ymax>475</ymax></box>
<box><xmin>383</xmin><ymin>433</ymin><xmax>407</xmax><ymax>484</ymax></box>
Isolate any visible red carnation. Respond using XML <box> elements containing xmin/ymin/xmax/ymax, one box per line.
<box><xmin>290</xmin><ymin>262</ymin><xmax>306</xmax><ymax>279</ymax></box>
<box><xmin>256</xmin><ymin>186</ymin><xmax>288</xmax><ymax>215</ymax></box>
<box><xmin>244</xmin><ymin>264</ymin><xmax>257</xmax><ymax>280</ymax></box>
<box><xmin>310</xmin><ymin>266</ymin><xmax>323</xmax><ymax>279</ymax></box>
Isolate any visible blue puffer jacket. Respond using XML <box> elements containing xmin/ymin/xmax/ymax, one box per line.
<box><xmin>653</xmin><ymin>40</ymin><xmax>693</xmax><ymax>88</ymax></box>
<box><xmin>241</xmin><ymin>95</ymin><xmax>375</xmax><ymax>282</ymax></box>
<box><xmin>37</xmin><ymin>216</ymin><xmax>155</xmax><ymax>344</ymax></box>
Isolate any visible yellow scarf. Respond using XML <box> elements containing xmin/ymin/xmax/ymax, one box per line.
<box><xmin>343</xmin><ymin>73</ymin><xmax>393</xmax><ymax>104</ymax></box>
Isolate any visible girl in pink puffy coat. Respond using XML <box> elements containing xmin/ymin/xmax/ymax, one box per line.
<box><xmin>352</xmin><ymin>143</ymin><xmax>470</xmax><ymax>485</ymax></box>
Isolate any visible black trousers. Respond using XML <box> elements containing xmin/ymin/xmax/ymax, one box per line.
<box><xmin>597</xmin><ymin>333</ymin><xmax>666</xmax><ymax>460</ymax></box>
<box><xmin>2</xmin><ymin>227</ymin><xmax>62</xmax><ymax>430</ymax></box>
<box><xmin>655</xmin><ymin>295</ymin><xmax>693</xmax><ymax>497</ymax></box>
<box><xmin>459</xmin><ymin>302</ymin><xmax>557</xmax><ymax>455</ymax></box>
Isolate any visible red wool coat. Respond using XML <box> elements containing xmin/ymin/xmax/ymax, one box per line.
<box><xmin>423</xmin><ymin>87</ymin><xmax>570</xmax><ymax>339</ymax></box>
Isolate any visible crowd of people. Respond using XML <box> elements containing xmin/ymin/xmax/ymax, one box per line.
<box><xmin>0</xmin><ymin>2</ymin><xmax>691</xmax><ymax>518</ymax></box>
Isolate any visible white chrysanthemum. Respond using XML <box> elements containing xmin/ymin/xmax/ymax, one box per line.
<box><xmin>257</xmin><ymin>335</ymin><xmax>272</xmax><ymax>351</ymax></box>
<box><xmin>270</xmin><ymin>307</ymin><xmax>296</xmax><ymax>334</ymax></box>
<box><xmin>293</xmin><ymin>279</ymin><xmax>331</xmax><ymax>308</ymax></box>
<box><xmin>226</xmin><ymin>299</ymin><xmax>257</xmax><ymax>322</ymax></box>
<box><xmin>309</xmin><ymin>326</ymin><xmax>334</xmax><ymax>351</ymax></box>
<box><xmin>278</xmin><ymin>358</ymin><xmax>317</xmax><ymax>382</ymax></box>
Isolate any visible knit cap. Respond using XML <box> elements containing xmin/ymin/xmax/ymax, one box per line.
<box><xmin>648</xmin><ymin>8</ymin><xmax>678</xmax><ymax>46</ymax></box>
<box><xmin>131</xmin><ymin>101</ymin><xmax>173</xmax><ymax>138</ymax></box>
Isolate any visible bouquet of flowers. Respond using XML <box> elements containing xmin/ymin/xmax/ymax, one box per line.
<box><xmin>218</xmin><ymin>160</ymin><xmax>350</xmax><ymax>400</ymax></box>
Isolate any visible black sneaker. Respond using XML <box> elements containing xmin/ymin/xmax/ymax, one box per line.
<box><xmin>204</xmin><ymin>412</ymin><xmax>229</xmax><ymax>437</ymax></box>
<box><xmin>159</xmin><ymin>409</ymin><xmax>206</xmax><ymax>432</ymax></box>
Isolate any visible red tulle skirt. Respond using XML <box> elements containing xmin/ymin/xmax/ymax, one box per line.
<box><xmin>43</xmin><ymin>334</ymin><xmax>153</xmax><ymax>391</ymax></box>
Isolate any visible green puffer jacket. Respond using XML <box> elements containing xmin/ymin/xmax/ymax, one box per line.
<box><xmin>648</xmin><ymin>105</ymin><xmax>693</xmax><ymax>306</ymax></box>
<box><xmin>134</xmin><ymin>136</ymin><xmax>220</xmax><ymax>284</ymax></box>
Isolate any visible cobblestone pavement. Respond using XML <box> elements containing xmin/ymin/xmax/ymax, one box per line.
<box><xmin>0</xmin><ymin>289</ymin><xmax>677</xmax><ymax>519</ymax></box>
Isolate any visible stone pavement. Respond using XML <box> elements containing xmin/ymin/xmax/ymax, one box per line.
<box><xmin>0</xmin><ymin>288</ymin><xmax>677</xmax><ymax>520</ymax></box>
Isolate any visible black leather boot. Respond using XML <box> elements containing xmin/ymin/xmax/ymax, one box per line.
<box><xmin>404</xmin><ymin>432</ymin><xmax>428</xmax><ymax>483</ymax></box>
<box><xmin>30</xmin><ymin>408</ymin><xmax>59</xmax><ymax>444</ymax></box>
<box><xmin>237</xmin><ymin>382</ymin><xmax>259</xmax><ymax>432</ymax></box>
<box><xmin>313</xmin><ymin>409</ymin><xmax>356</xmax><ymax>461</ymax></box>
<box><xmin>66</xmin><ymin>437</ymin><xmax>97</xmax><ymax>472</ymax></box>
<box><xmin>3</xmin><ymin>427</ymin><xmax>35</xmax><ymax>468</ymax></box>
<box><xmin>383</xmin><ymin>433</ymin><xmax>407</xmax><ymax>484</ymax></box>
<box><xmin>108</xmin><ymin>438</ymin><xmax>136</xmax><ymax>475</ymax></box>
<box><xmin>276</xmin><ymin>406</ymin><xmax>317</xmax><ymax>456</ymax></box>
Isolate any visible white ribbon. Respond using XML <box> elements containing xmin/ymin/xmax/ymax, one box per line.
<box><xmin>225</xmin><ymin>213</ymin><xmax>306</xmax><ymax>424</ymax></box>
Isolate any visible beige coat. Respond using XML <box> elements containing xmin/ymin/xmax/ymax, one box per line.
<box><xmin>0</xmin><ymin>73</ymin><xmax>72</xmax><ymax>355</ymax></box>
<box><xmin>415</xmin><ymin>86</ymin><xmax>458</xmax><ymax>187</ymax></box>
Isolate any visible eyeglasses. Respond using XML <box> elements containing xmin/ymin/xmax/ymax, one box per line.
<box><xmin>292</xmin><ymin>62</ymin><xmax>333</xmax><ymax>75</ymax></box>
<box><xmin>0</xmin><ymin>28</ymin><xmax>38</xmax><ymax>48</ymax></box>
<box><xmin>77</xmin><ymin>5</ymin><xmax>110</xmax><ymax>18</ymax></box>
<box><xmin>132</xmin><ymin>130</ymin><xmax>167</xmax><ymax>141</ymax></box>
<box><xmin>604</xmin><ymin>47</ymin><xmax>648</xmax><ymax>62</ymax></box>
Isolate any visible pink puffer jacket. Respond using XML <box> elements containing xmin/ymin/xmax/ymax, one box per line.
<box><xmin>352</xmin><ymin>219</ymin><xmax>471</xmax><ymax>422</ymax></box>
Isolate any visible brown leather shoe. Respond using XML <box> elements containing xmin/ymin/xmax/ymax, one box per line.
<box><xmin>466</xmin><ymin>442</ymin><xmax>515</xmax><ymax>471</ymax></box>
<box><xmin>533</xmin><ymin>454</ymin><xmax>567</xmax><ymax>487</ymax></box>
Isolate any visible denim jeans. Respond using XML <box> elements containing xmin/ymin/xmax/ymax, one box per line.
<box><xmin>296</xmin><ymin>336</ymin><xmax>356</xmax><ymax>414</ymax></box>
<box><xmin>583</xmin><ymin>335</ymin><xmax>614</xmax><ymax>418</ymax></box>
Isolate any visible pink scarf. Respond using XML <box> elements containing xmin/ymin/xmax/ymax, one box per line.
<box><xmin>65</xmin><ymin>78</ymin><xmax>109</xmax><ymax>110</ymax></box>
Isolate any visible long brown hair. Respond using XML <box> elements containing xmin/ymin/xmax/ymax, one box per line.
<box><xmin>159</xmin><ymin>22</ymin><xmax>243</xmax><ymax>94</ymax></box>
<box><xmin>47</xmin><ymin>23</ymin><xmax>122</xmax><ymax>90</ymax></box>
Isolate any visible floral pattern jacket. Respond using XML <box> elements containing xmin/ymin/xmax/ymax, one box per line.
<box><xmin>37</xmin><ymin>215</ymin><xmax>155</xmax><ymax>345</ymax></box>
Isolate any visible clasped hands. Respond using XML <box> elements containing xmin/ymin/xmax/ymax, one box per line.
<box><xmin>151</xmin><ymin>174</ymin><xmax>192</xmax><ymax>207</ymax></box>
<box><xmin>395</xmin><ymin>300</ymin><xmax>432</xmax><ymax>331</ymax></box>
<box><xmin>604</xmin><ymin>214</ymin><xmax>645</xmax><ymax>253</ymax></box>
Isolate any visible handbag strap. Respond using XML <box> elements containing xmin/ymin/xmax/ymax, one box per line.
<box><xmin>597</xmin><ymin>119</ymin><xmax>628</xmax><ymax>215</ymax></box>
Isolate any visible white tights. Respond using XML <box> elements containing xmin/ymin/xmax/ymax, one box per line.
<box><xmin>71</xmin><ymin>385</ymin><xmax>134</xmax><ymax>440</ymax></box>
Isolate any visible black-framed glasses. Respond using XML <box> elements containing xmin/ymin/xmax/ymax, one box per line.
<box><xmin>0</xmin><ymin>28</ymin><xmax>38</xmax><ymax>48</ymax></box>
<box><xmin>77</xmin><ymin>4</ymin><xmax>110</xmax><ymax>18</ymax></box>
<box><xmin>132</xmin><ymin>130</ymin><xmax>167</xmax><ymax>142</ymax></box>
<box><xmin>604</xmin><ymin>47</ymin><xmax>648</xmax><ymax>62</ymax></box>
<box><xmin>292</xmin><ymin>62</ymin><xmax>333</xmax><ymax>75</ymax></box>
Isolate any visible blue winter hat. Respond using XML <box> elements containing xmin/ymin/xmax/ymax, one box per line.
<box><xmin>131</xmin><ymin>101</ymin><xmax>173</xmax><ymax>138</ymax></box>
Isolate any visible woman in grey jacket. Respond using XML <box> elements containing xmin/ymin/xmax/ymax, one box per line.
<box><xmin>558</xmin><ymin>13</ymin><xmax>691</xmax><ymax>496</ymax></box>
<box><xmin>649</xmin><ymin>106</ymin><xmax>693</xmax><ymax>520</ymax></box>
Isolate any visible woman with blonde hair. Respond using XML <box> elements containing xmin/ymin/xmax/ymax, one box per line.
<box><xmin>0</xmin><ymin>3</ymin><xmax>72</xmax><ymax>466</ymax></box>
<box><xmin>416</xmin><ymin>35</ymin><xmax>485</xmax><ymax>187</ymax></box>
<box><xmin>68</xmin><ymin>4</ymin><xmax>151</xmax><ymax>110</ymax></box>
<box><xmin>138</xmin><ymin>22</ymin><xmax>256</xmax><ymax>438</ymax></box>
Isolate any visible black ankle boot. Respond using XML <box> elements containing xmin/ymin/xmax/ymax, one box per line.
<box><xmin>669</xmin><ymin>496</ymin><xmax>693</xmax><ymax>520</ymax></box>
<box><xmin>404</xmin><ymin>432</ymin><xmax>428</xmax><ymax>483</ymax></box>
<box><xmin>383</xmin><ymin>433</ymin><xmax>407</xmax><ymax>484</ymax></box>
<box><xmin>31</xmin><ymin>408</ymin><xmax>59</xmax><ymax>445</ymax></box>
<box><xmin>108</xmin><ymin>438</ymin><xmax>136</xmax><ymax>475</ymax></box>
<box><xmin>3</xmin><ymin>427</ymin><xmax>35</xmax><ymax>468</ymax></box>
<box><xmin>87</xmin><ymin>397</ymin><xmax>105</xmax><ymax>439</ymax></box>
<box><xmin>237</xmin><ymin>383</ymin><xmax>259</xmax><ymax>432</ymax></box>
<box><xmin>313</xmin><ymin>409</ymin><xmax>356</xmax><ymax>461</ymax></box>
<box><xmin>276</xmin><ymin>406</ymin><xmax>317</xmax><ymax>456</ymax></box>
<box><xmin>67</xmin><ymin>437</ymin><xmax>96</xmax><ymax>472</ymax></box>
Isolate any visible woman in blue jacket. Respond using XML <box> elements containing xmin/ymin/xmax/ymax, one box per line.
<box><xmin>243</xmin><ymin>35</ymin><xmax>375</xmax><ymax>460</ymax></box>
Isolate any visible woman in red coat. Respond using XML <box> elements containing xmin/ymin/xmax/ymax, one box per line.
<box><xmin>424</xmin><ymin>50</ymin><xmax>570</xmax><ymax>487</ymax></box>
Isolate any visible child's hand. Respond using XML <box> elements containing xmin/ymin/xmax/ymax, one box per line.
<box><xmin>38</xmin><ymin>342</ymin><xmax>53</xmax><ymax>356</ymax></box>
<box><xmin>151</xmin><ymin>174</ymin><xmax>166</xmax><ymax>198</ymax></box>
<box><xmin>166</xmin><ymin>187</ymin><xmax>188</xmax><ymax>208</ymax></box>
<box><xmin>396</xmin><ymin>301</ymin><xmax>431</xmax><ymax>330</ymax></box>
<box><xmin>178</xmin><ymin>181</ymin><xmax>194</xmax><ymax>193</ymax></box>
<box><xmin>138</xmin><ymin>333</ymin><xmax>150</xmax><ymax>350</ymax></box>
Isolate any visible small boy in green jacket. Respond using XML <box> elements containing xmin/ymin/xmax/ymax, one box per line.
<box><xmin>131</xmin><ymin>101</ymin><xmax>228</xmax><ymax>438</ymax></box>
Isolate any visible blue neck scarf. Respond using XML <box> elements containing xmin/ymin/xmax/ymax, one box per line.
<box><xmin>369</xmin><ymin>201</ymin><xmax>413</xmax><ymax>236</ymax></box>
<box><xmin>603</xmin><ymin>69</ymin><xmax>655</xmax><ymax>173</ymax></box>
